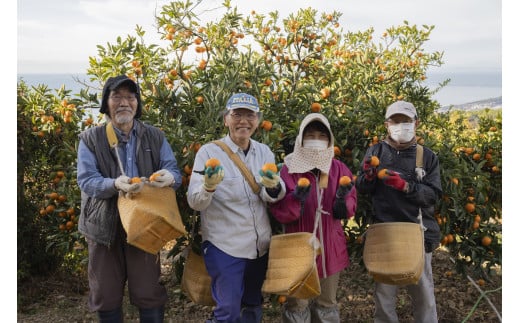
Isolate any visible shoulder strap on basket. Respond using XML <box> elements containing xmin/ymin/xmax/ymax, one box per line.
<box><xmin>415</xmin><ymin>144</ymin><xmax>426</xmax><ymax>230</ymax></box>
<box><xmin>106</xmin><ymin>122</ymin><xmax>126</xmax><ymax>177</ymax></box>
<box><xmin>106</xmin><ymin>122</ymin><xmax>118</xmax><ymax>148</ymax></box>
<box><xmin>212</xmin><ymin>140</ymin><xmax>261</xmax><ymax>194</ymax></box>
<box><xmin>416</xmin><ymin>144</ymin><xmax>423</xmax><ymax>168</ymax></box>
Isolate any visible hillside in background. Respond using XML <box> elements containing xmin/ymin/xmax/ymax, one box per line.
<box><xmin>438</xmin><ymin>97</ymin><xmax>502</xmax><ymax>113</ymax></box>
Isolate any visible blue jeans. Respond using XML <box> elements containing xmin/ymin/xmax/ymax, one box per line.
<box><xmin>202</xmin><ymin>241</ymin><xmax>267</xmax><ymax>323</ymax></box>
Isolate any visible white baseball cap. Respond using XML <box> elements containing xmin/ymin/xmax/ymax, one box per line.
<box><xmin>385</xmin><ymin>101</ymin><xmax>417</xmax><ymax>119</ymax></box>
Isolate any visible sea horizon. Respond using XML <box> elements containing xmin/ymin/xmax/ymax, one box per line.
<box><xmin>17</xmin><ymin>72</ymin><xmax>502</xmax><ymax>107</ymax></box>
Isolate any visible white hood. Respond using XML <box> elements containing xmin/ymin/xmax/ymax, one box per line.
<box><xmin>284</xmin><ymin>113</ymin><xmax>335</xmax><ymax>180</ymax></box>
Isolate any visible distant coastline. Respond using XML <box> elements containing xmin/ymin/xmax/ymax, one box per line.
<box><xmin>17</xmin><ymin>73</ymin><xmax>99</xmax><ymax>94</ymax></box>
<box><xmin>18</xmin><ymin>72</ymin><xmax>502</xmax><ymax>108</ymax></box>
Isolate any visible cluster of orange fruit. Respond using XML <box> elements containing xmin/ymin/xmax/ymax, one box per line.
<box><xmin>127</xmin><ymin>171</ymin><xmax>165</xmax><ymax>184</ymax></box>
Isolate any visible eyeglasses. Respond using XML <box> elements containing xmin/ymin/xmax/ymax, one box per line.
<box><xmin>229</xmin><ymin>112</ymin><xmax>258</xmax><ymax>121</ymax></box>
<box><xmin>109</xmin><ymin>95</ymin><xmax>137</xmax><ymax>103</ymax></box>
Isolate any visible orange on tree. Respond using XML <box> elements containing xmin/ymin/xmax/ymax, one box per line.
<box><xmin>183</xmin><ymin>164</ymin><xmax>193</xmax><ymax>175</ymax></box>
<box><xmin>472</xmin><ymin>221</ymin><xmax>480</xmax><ymax>230</ymax></box>
<box><xmin>261</xmin><ymin>120</ymin><xmax>273</xmax><ymax>131</ymax></box>
<box><xmin>65</xmin><ymin>221</ymin><xmax>74</xmax><ymax>230</ymax></box>
<box><xmin>205</xmin><ymin>158</ymin><xmax>221</xmax><ymax>169</ymax></box>
<box><xmin>262</xmin><ymin>163</ymin><xmax>278</xmax><ymax>174</ymax></box>
<box><xmin>297</xmin><ymin>177</ymin><xmax>310</xmax><ymax>187</ymax></box>
<box><xmin>333</xmin><ymin>146</ymin><xmax>341</xmax><ymax>156</ymax></box>
<box><xmin>481</xmin><ymin>235</ymin><xmax>492</xmax><ymax>247</ymax></box>
<box><xmin>189</xmin><ymin>142</ymin><xmax>202</xmax><ymax>152</ymax></box>
<box><xmin>465</xmin><ymin>203</ymin><xmax>476</xmax><ymax>213</ymax></box>
<box><xmin>48</xmin><ymin>192</ymin><xmax>59</xmax><ymax>200</ymax></box>
<box><xmin>320</xmin><ymin>87</ymin><xmax>330</xmax><ymax>99</ymax></box>
<box><xmin>311</xmin><ymin>102</ymin><xmax>322</xmax><ymax>112</ymax></box>
<box><xmin>45</xmin><ymin>204</ymin><xmax>55</xmax><ymax>213</ymax></box>
<box><xmin>440</xmin><ymin>235</ymin><xmax>448</xmax><ymax>246</ymax></box>
<box><xmin>278</xmin><ymin>295</ymin><xmax>287</xmax><ymax>304</ymax></box>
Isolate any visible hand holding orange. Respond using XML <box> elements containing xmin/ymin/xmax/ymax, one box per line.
<box><xmin>260</xmin><ymin>162</ymin><xmax>281</xmax><ymax>188</ymax></box>
<box><xmin>297</xmin><ymin>177</ymin><xmax>311</xmax><ymax>187</ymax></box>
<box><xmin>377</xmin><ymin>168</ymin><xmax>388</xmax><ymax>180</ymax></box>
<box><xmin>261</xmin><ymin>162</ymin><xmax>278</xmax><ymax>174</ymax></box>
<box><xmin>205</xmin><ymin>157</ymin><xmax>221</xmax><ymax>169</ymax></box>
<box><xmin>339</xmin><ymin>175</ymin><xmax>352</xmax><ymax>187</ymax></box>
<box><xmin>130</xmin><ymin>177</ymin><xmax>142</xmax><ymax>184</ymax></box>
<box><xmin>369</xmin><ymin>156</ymin><xmax>380</xmax><ymax>167</ymax></box>
<box><xmin>204</xmin><ymin>158</ymin><xmax>223</xmax><ymax>178</ymax></box>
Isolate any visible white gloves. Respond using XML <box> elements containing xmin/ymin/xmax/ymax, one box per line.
<box><xmin>260</xmin><ymin>174</ymin><xmax>280</xmax><ymax>189</ymax></box>
<box><xmin>149</xmin><ymin>169</ymin><xmax>175</xmax><ymax>188</ymax></box>
<box><xmin>259</xmin><ymin>166</ymin><xmax>281</xmax><ymax>189</ymax></box>
<box><xmin>203</xmin><ymin>167</ymin><xmax>224</xmax><ymax>191</ymax></box>
<box><xmin>115</xmin><ymin>175</ymin><xmax>144</xmax><ymax>194</ymax></box>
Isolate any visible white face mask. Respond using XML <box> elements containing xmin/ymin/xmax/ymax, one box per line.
<box><xmin>303</xmin><ymin>139</ymin><xmax>329</xmax><ymax>149</ymax></box>
<box><xmin>388</xmin><ymin>122</ymin><xmax>415</xmax><ymax>143</ymax></box>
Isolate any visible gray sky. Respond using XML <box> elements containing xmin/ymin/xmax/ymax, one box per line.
<box><xmin>17</xmin><ymin>0</ymin><xmax>501</xmax><ymax>76</ymax></box>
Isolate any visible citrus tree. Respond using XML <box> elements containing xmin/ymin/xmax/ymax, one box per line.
<box><xmin>18</xmin><ymin>0</ymin><xmax>501</xmax><ymax>285</ymax></box>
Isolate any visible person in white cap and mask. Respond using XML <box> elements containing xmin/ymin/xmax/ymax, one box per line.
<box><xmin>355</xmin><ymin>101</ymin><xmax>442</xmax><ymax>323</ymax></box>
<box><xmin>187</xmin><ymin>92</ymin><xmax>286</xmax><ymax>323</ymax></box>
<box><xmin>270</xmin><ymin>113</ymin><xmax>357</xmax><ymax>323</ymax></box>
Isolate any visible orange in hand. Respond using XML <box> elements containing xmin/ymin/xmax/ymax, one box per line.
<box><xmin>339</xmin><ymin>176</ymin><xmax>351</xmax><ymax>186</ymax></box>
<box><xmin>149</xmin><ymin>173</ymin><xmax>160</xmax><ymax>182</ymax></box>
<box><xmin>297</xmin><ymin>177</ymin><xmax>311</xmax><ymax>187</ymax></box>
<box><xmin>369</xmin><ymin>156</ymin><xmax>380</xmax><ymax>167</ymax></box>
<box><xmin>205</xmin><ymin>158</ymin><xmax>221</xmax><ymax>169</ymax></box>
<box><xmin>377</xmin><ymin>169</ymin><xmax>388</xmax><ymax>180</ymax></box>
<box><xmin>262</xmin><ymin>163</ymin><xmax>278</xmax><ymax>174</ymax></box>
<box><xmin>130</xmin><ymin>177</ymin><xmax>142</xmax><ymax>184</ymax></box>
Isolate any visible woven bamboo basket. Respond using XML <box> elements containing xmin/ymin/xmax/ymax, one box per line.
<box><xmin>363</xmin><ymin>222</ymin><xmax>424</xmax><ymax>285</ymax></box>
<box><xmin>118</xmin><ymin>185</ymin><xmax>187</xmax><ymax>254</ymax></box>
<box><xmin>262</xmin><ymin>232</ymin><xmax>321</xmax><ymax>299</ymax></box>
<box><xmin>181</xmin><ymin>248</ymin><xmax>215</xmax><ymax>306</ymax></box>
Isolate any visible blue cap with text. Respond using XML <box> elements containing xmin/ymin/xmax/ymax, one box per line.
<box><xmin>226</xmin><ymin>93</ymin><xmax>260</xmax><ymax>112</ymax></box>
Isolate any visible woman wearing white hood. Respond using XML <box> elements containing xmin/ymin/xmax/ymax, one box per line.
<box><xmin>270</xmin><ymin>113</ymin><xmax>357</xmax><ymax>323</ymax></box>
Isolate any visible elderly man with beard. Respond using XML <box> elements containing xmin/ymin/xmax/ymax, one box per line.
<box><xmin>77</xmin><ymin>75</ymin><xmax>182</xmax><ymax>322</ymax></box>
